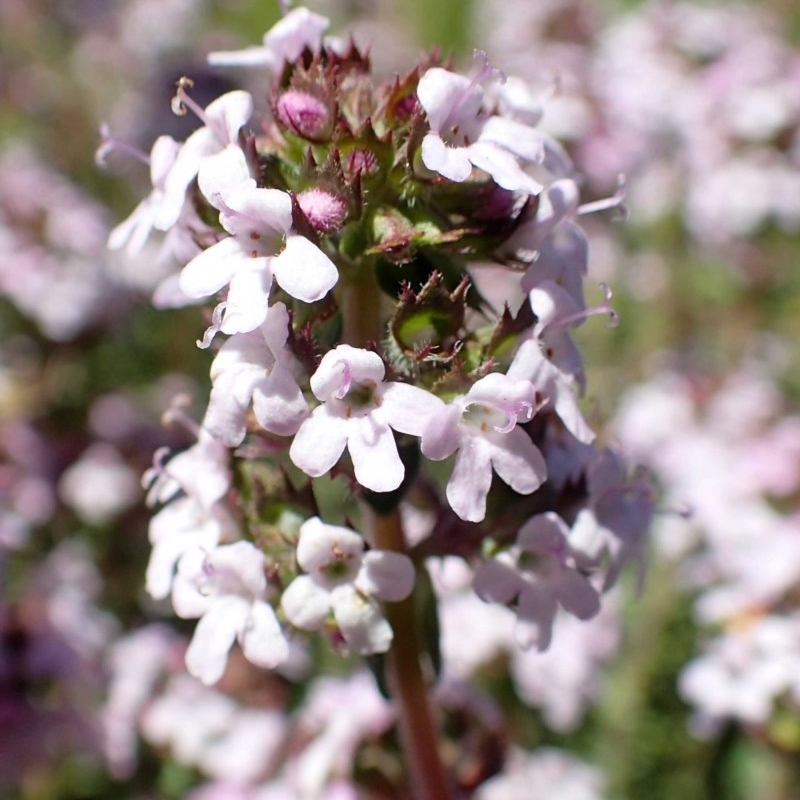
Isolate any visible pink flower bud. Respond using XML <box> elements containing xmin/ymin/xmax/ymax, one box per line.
<box><xmin>275</xmin><ymin>90</ymin><xmax>331</xmax><ymax>140</ymax></box>
<box><xmin>297</xmin><ymin>188</ymin><xmax>348</xmax><ymax>233</ymax></box>
<box><xmin>344</xmin><ymin>148</ymin><xmax>379</xmax><ymax>178</ymax></box>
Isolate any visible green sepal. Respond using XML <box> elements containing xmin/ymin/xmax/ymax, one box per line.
<box><xmin>390</xmin><ymin>271</ymin><xmax>468</xmax><ymax>352</ymax></box>
<box><xmin>485</xmin><ymin>297</ymin><xmax>537</xmax><ymax>360</ymax></box>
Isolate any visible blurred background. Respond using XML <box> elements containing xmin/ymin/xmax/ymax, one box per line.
<box><xmin>2</xmin><ymin>1</ymin><xmax>800</xmax><ymax>798</ymax></box>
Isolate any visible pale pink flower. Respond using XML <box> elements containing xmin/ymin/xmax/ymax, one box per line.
<box><xmin>140</xmin><ymin>674</ymin><xmax>286</xmax><ymax>782</ymax></box>
<box><xmin>289</xmin><ymin>345</ymin><xmax>440</xmax><ymax>492</ymax></box>
<box><xmin>179</xmin><ymin>146</ymin><xmax>338</xmax><ymax>335</ymax></box>
<box><xmin>156</xmin><ymin>90</ymin><xmax>254</xmax><ymax>230</ymax></box>
<box><xmin>476</xmin><ymin>746</ymin><xmax>606</xmax><ymax>800</ymax></box>
<box><xmin>417</xmin><ymin>59</ymin><xmax>544</xmax><ymax>193</ymax></box>
<box><xmin>419</xmin><ymin>372</ymin><xmax>546</xmax><ymax>522</ymax></box>
<box><xmin>208</xmin><ymin>7</ymin><xmax>330</xmax><ymax>70</ymax></box>
<box><xmin>108</xmin><ymin>135</ymin><xmax>181</xmax><ymax>255</ymax></box>
<box><xmin>281</xmin><ymin>517</ymin><xmax>414</xmax><ymax>655</ymax></box>
<box><xmin>202</xmin><ymin>301</ymin><xmax>308</xmax><ymax>445</ymax></box>
<box><xmin>171</xmin><ymin>541</ymin><xmax>289</xmax><ymax>684</ymax></box>
<box><xmin>474</xmin><ymin>512</ymin><xmax>601</xmax><ymax>650</ymax></box>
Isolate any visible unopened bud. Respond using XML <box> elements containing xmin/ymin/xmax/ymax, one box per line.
<box><xmin>275</xmin><ymin>90</ymin><xmax>331</xmax><ymax>140</ymax></box>
<box><xmin>297</xmin><ymin>188</ymin><xmax>348</xmax><ymax>233</ymax></box>
<box><xmin>344</xmin><ymin>148</ymin><xmax>380</xmax><ymax>178</ymax></box>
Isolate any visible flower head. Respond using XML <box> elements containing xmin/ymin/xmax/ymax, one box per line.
<box><xmin>280</xmin><ymin>517</ymin><xmax>415</xmax><ymax>655</ymax></box>
<box><xmin>172</xmin><ymin>541</ymin><xmax>289</xmax><ymax>684</ymax></box>
<box><xmin>289</xmin><ymin>345</ymin><xmax>440</xmax><ymax>493</ymax></box>
<box><xmin>420</xmin><ymin>372</ymin><xmax>547</xmax><ymax>522</ymax></box>
<box><xmin>179</xmin><ymin>146</ymin><xmax>338</xmax><ymax>335</ymax></box>
<box><xmin>474</xmin><ymin>512</ymin><xmax>601</xmax><ymax>650</ymax></box>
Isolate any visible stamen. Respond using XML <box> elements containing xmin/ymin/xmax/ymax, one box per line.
<box><xmin>578</xmin><ymin>175</ymin><xmax>627</xmax><ymax>221</ymax></box>
<box><xmin>473</xmin><ymin>49</ymin><xmax>506</xmax><ymax>86</ymax></box>
<box><xmin>161</xmin><ymin>393</ymin><xmax>202</xmax><ymax>438</ymax></box>
<box><xmin>492</xmin><ymin>399</ymin><xmax>533</xmax><ymax>434</ymax></box>
<box><xmin>141</xmin><ymin>446</ymin><xmax>172</xmax><ymax>490</ymax></box>
<box><xmin>548</xmin><ymin>283</ymin><xmax>619</xmax><ymax>330</ymax></box>
<box><xmin>95</xmin><ymin>123</ymin><xmax>150</xmax><ymax>168</ymax></box>
<box><xmin>171</xmin><ymin>77</ymin><xmax>227</xmax><ymax>144</ymax></box>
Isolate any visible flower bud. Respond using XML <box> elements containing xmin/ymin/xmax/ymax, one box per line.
<box><xmin>296</xmin><ymin>188</ymin><xmax>348</xmax><ymax>233</ymax></box>
<box><xmin>344</xmin><ymin>147</ymin><xmax>380</xmax><ymax>178</ymax></box>
<box><xmin>275</xmin><ymin>90</ymin><xmax>331</xmax><ymax>141</ymax></box>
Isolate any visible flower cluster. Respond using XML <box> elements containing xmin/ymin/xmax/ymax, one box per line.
<box><xmin>614</xmin><ymin>364</ymin><xmax>800</xmax><ymax>737</ymax></box>
<box><xmin>103</xmin><ymin>4</ymin><xmax>652</xmax><ymax>796</ymax></box>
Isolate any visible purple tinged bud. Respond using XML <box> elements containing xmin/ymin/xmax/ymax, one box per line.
<box><xmin>297</xmin><ymin>188</ymin><xmax>348</xmax><ymax>233</ymax></box>
<box><xmin>275</xmin><ymin>90</ymin><xmax>331</xmax><ymax>140</ymax></box>
<box><xmin>345</xmin><ymin>148</ymin><xmax>379</xmax><ymax>178</ymax></box>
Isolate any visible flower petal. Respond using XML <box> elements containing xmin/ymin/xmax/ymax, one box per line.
<box><xmin>489</xmin><ymin>428</ymin><xmax>547</xmax><ymax>496</ymax></box>
<box><xmin>281</xmin><ymin>575</ymin><xmax>332</xmax><ymax>630</ymax></box>
<box><xmin>332</xmin><ymin>585</ymin><xmax>393</xmax><ymax>655</ymax></box>
<box><xmin>348</xmin><ymin>415</ymin><xmax>404</xmax><ymax>493</ymax></box>
<box><xmin>240</xmin><ymin>601</ymin><xmax>289</xmax><ymax>669</ymax></box>
<box><xmin>185</xmin><ymin>596</ymin><xmax>248</xmax><ymax>684</ymax></box>
<box><xmin>446</xmin><ymin>435</ymin><xmax>493</xmax><ymax>522</ymax></box>
<box><xmin>179</xmin><ymin>236</ymin><xmax>248</xmax><ymax>298</ymax></box>
<box><xmin>272</xmin><ymin>235</ymin><xmax>338</xmax><ymax>303</ymax></box>
<box><xmin>473</xmin><ymin>556</ymin><xmax>524</xmax><ymax>604</ymax></box>
<box><xmin>252</xmin><ymin>362</ymin><xmax>309</xmax><ymax>436</ymax></box>
<box><xmin>219</xmin><ymin>265</ymin><xmax>273</xmax><ymax>335</ymax></box>
<box><xmin>421</xmin><ymin>134</ymin><xmax>472</xmax><ymax>182</ymax></box>
<box><xmin>289</xmin><ymin>407</ymin><xmax>349</xmax><ymax>478</ymax></box>
<box><xmin>379</xmin><ymin>383</ymin><xmax>445</xmax><ymax>437</ymax></box>
<box><xmin>358</xmin><ymin>551</ymin><xmax>415</xmax><ymax>602</ymax></box>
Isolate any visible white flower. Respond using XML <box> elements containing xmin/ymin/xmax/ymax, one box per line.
<box><xmin>417</xmin><ymin>62</ymin><xmax>544</xmax><ymax>193</ymax></box>
<box><xmin>58</xmin><ymin>442</ymin><xmax>140</xmax><ymax>525</ymax></box>
<box><xmin>508</xmin><ymin>337</ymin><xmax>594</xmax><ymax>445</ymax></box>
<box><xmin>280</xmin><ymin>517</ymin><xmax>414</xmax><ymax>655</ymax></box>
<box><xmin>156</xmin><ymin>89</ymin><xmax>254</xmax><ymax>231</ymax></box>
<box><xmin>289</xmin><ymin>345</ymin><xmax>440</xmax><ymax>493</ymax></box>
<box><xmin>202</xmin><ymin>301</ymin><xmax>308</xmax><ymax>445</ymax></box>
<box><xmin>172</xmin><ymin>541</ymin><xmax>289</xmax><ymax>684</ymax></box>
<box><xmin>108</xmin><ymin>135</ymin><xmax>181</xmax><ymax>255</ymax></box>
<box><xmin>419</xmin><ymin>372</ymin><xmax>547</xmax><ymax>522</ymax></box>
<box><xmin>145</xmin><ymin>497</ymin><xmax>235</xmax><ymax>601</ymax></box>
<box><xmin>143</xmin><ymin>432</ymin><xmax>231</xmax><ymax>509</ymax></box>
<box><xmin>179</xmin><ymin>146</ymin><xmax>338</xmax><ymax>335</ymax></box>
<box><xmin>474</xmin><ymin>512</ymin><xmax>601</xmax><ymax>651</ymax></box>
<box><xmin>208</xmin><ymin>7</ymin><xmax>330</xmax><ymax>70</ymax></box>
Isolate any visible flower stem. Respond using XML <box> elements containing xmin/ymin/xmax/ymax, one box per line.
<box><xmin>341</xmin><ymin>263</ymin><xmax>454</xmax><ymax>800</ymax></box>
<box><xmin>366</xmin><ymin>506</ymin><xmax>455</xmax><ymax>800</ymax></box>
<box><xmin>338</xmin><ymin>259</ymin><xmax>384</xmax><ymax>348</ymax></box>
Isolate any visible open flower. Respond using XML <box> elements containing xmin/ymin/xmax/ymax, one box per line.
<box><xmin>208</xmin><ymin>7</ymin><xmax>330</xmax><ymax>70</ymax></box>
<box><xmin>202</xmin><ymin>301</ymin><xmax>308</xmax><ymax>445</ymax></box>
<box><xmin>108</xmin><ymin>135</ymin><xmax>181</xmax><ymax>255</ymax></box>
<box><xmin>289</xmin><ymin>345</ymin><xmax>440</xmax><ymax>492</ymax></box>
<box><xmin>156</xmin><ymin>88</ymin><xmax>254</xmax><ymax>231</ymax></box>
<box><xmin>280</xmin><ymin>517</ymin><xmax>414</xmax><ymax>655</ymax></box>
<box><xmin>474</xmin><ymin>512</ymin><xmax>601</xmax><ymax>650</ymax></box>
<box><xmin>417</xmin><ymin>59</ymin><xmax>544</xmax><ymax>193</ymax></box>
<box><xmin>172</xmin><ymin>541</ymin><xmax>289</xmax><ymax>684</ymax></box>
<box><xmin>179</xmin><ymin>146</ymin><xmax>338</xmax><ymax>335</ymax></box>
<box><xmin>420</xmin><ymin>372</ymin><xmax>547</xmax><ymax>522</ymax></box>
